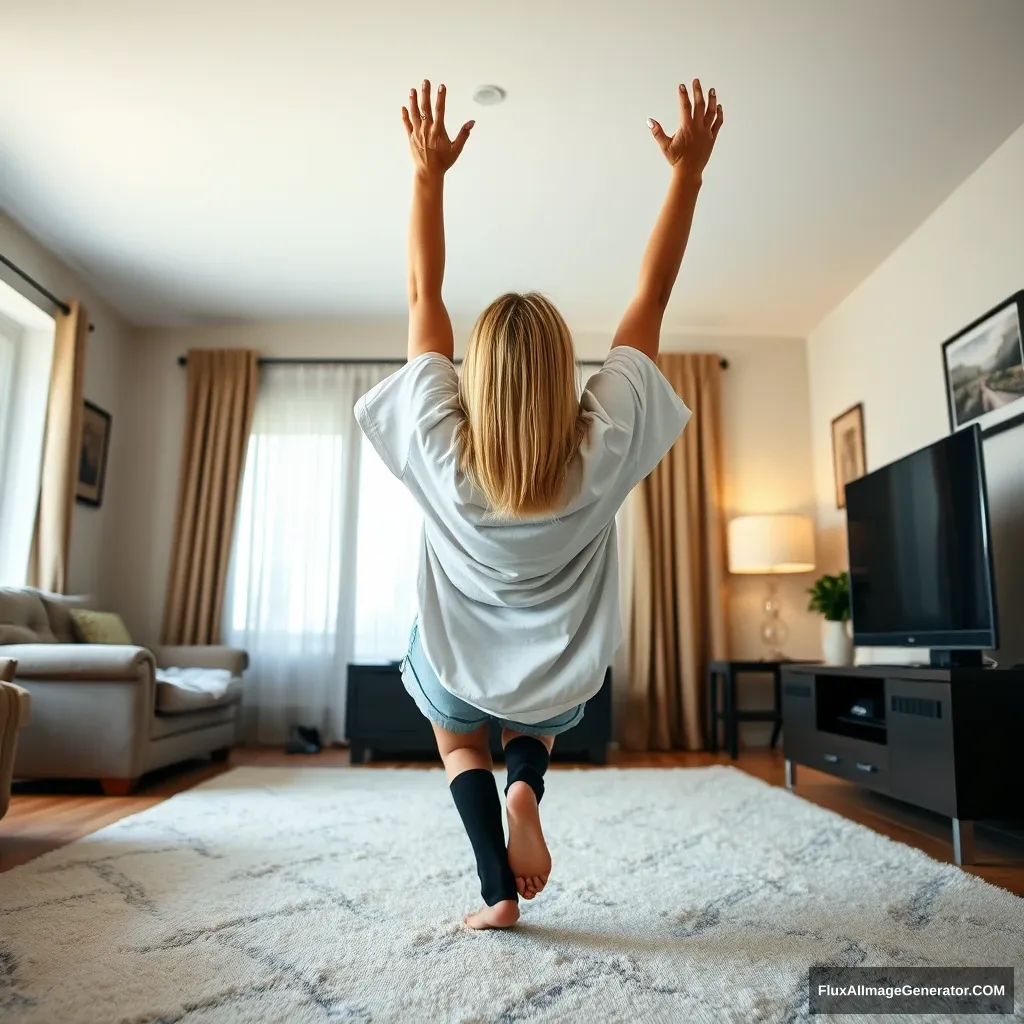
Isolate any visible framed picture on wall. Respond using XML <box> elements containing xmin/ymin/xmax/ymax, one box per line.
<box><xmin>831</xmin><ymin>402</ymin><xmax>866</xmax><ymax>509</ymax></box>
<box><xmin>76</xmin><ymin>400</ymin><xmax>112</xmax><ymax>508</ymax></box>
<box><xmin>941</xmin><ymin>290</ymin><xmax>1024</xmax><ymax>438</ymax></box>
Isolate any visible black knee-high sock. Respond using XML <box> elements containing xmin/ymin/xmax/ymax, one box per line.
<box><xmin>449</xmin><ymin>769</ymin><xmax>518</xmax><ymax>906</ymax></box>
<box><xmin>503</xmin><ymin>736</ymin><xmax>550</xmax><ymax>804</ymax></box>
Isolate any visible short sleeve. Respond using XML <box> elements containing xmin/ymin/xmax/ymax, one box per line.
<box><xmin>582</xmin><ymin>346</ymin><xmax>692</xmax><ymax>488</ymax></box>
<box><xmin>355</xmin><ymin>353</ymin><xmax>460</xmax><ymax>479</ymax></box>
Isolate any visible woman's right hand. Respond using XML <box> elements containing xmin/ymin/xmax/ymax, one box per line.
<box><xmin>647</xmin><ymin>79</ymin><xmax>723</xmax><ymax>181</ymax></box>
<box><xmin>402</xmin><ymin>79</ymin><xmax>475</xmax><ymax>178</ymax></box>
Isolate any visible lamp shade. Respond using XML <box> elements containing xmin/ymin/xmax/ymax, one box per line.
<box><xmin>728</xmin><ymin>515</ymin><xmax>816</xmax><ymax>575</ymax></box>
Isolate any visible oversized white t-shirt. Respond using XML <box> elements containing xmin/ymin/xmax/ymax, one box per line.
<box><xmin>355</xmin><ymin>345</ymin><xmax>691</xmax><ymax>724</ymax></box>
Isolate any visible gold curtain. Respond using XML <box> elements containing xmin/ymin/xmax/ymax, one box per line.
<box><xmin>28</xmin><ymin>300</ymin><xmax>89</xmax><ymax>594</ymax></box>
<box><xmin>624</xmin><ymin>353</ymin><xmax>728</xmax><ymax>751</ymax></box>
<box><xmin>162</xmin><ymin>349</ymin><xmax>258</xmax><ymax>645</ymax></box>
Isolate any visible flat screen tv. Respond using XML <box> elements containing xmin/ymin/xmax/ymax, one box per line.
<box><xmin>845</xmin><ymin>424</ymin><xmax>998</xmax><ymax>660</ymax></box>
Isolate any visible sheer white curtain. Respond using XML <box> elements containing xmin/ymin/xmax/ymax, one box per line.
<box><xmin>353</xmin><ymin>432</ymin><xmax>422</xmax><ymax>660</ymax></box>
<box><xmin>225</xmin><ymin>362</ymin><xmax>394</xmax><ymax>745</ymax></box>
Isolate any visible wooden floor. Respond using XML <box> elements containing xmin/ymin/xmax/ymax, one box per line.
<box><xmin>2</xmin><ymin>746</ymin><xmax>1023</xmax><ymax>895</ymax></box>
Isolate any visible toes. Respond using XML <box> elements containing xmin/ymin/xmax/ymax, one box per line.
<box><xmin>515</xmin><ymin>876</ymin><xmax>527</xmax><ymax>898</ymax></box>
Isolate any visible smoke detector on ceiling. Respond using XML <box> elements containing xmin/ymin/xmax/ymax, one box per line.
<box><xmin>473</xmin><ymin>85</ymin><xmax>506</xmax><ymax>106</ymax></box>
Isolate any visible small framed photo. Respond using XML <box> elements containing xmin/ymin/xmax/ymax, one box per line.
<box><xmin>942</xmin><ymin>291</ymin><xmax>1024</xmax><ymax>436</ymax></box>
<box><xmin>76</xmin><ymin>400</ymin><xmax>112</xmax><ymax>508</ymax></box>
<box><xmin>831</xmin><ymin>402</ymin><xmax>866</xmax><ymax>509</ymax></box>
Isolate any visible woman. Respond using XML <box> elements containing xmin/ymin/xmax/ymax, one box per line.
<box><xmin>356</xmin><ymin>77</ymin><xmax>722</xmax><ymax>929</ymax></box>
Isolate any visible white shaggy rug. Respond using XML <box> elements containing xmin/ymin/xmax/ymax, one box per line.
<box><xmin>1</xmin><ymin>766</ymin><xmax>1022</xmax><ymax>1024</ymax></box>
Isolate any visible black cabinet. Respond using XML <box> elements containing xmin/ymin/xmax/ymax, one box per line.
<box><xmin>781</xmin><ymin>664</ymin><xmax>1024</xmax><ymax>865</ymax></box>
<box><xmin>346</xmin><ymin>663</ymin><xmax>613</xmax><ymax>764</ymax></box>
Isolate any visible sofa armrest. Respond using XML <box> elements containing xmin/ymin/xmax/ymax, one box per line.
<box><xmin>151</xmin><ymin>645</ymin><xmax>248</xmax><ymax>675</ymax></box>
<box><xmin>0</xmin><ymin>644</ymin><xmax>155</xmax><ymax>681</ymax></box>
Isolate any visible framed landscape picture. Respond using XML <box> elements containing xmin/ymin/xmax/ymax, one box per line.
<box><xmin>76</xmin><ymin>400</ymin><xmax>112</xmax><ymax>507</ymax></box>
<box><xmin>831</xmin><ymin>402</ymin><xmax>866</xmax><ymax>509</ymax></box>
<box><xmin>942</xmin><ymin>291</ymin><xmax>1024</xmax><ymax>437</ymax></box>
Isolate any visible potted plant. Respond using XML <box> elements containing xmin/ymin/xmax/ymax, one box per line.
<box><xmin>807</xmin><ymin>571</ymin><xmax>852</xmax><ymax>666</ymax></box>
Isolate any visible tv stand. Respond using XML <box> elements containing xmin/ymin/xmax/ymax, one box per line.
<box><xmin>781</xmin><ymin>664</ymin><xmax>1024</xmax><ymax>865</ymax></box>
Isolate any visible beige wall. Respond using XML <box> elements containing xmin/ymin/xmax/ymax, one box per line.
<box><xmin>116</xmin><ymin>322</ymin><xmax>818</xmax><ymax>661</ymax></box>
<box><xmin>0</xmin><ymin>213</ymin><xmax>132</xmax><ymax>606</ymax></box>
<box><xmin>807</xmin><ymin>123</ymin><xmax>1024</xmax><ymax>666</ymax></box>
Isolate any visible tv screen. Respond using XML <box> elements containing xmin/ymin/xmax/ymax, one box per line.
<box><xmin>846</xmin><ymin>425</ymin><xmax>998</xmax><ymax>651</ymax></box>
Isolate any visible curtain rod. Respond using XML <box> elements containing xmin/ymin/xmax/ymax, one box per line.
<box><xmin>176</xmin><ymin>354</ymin><xmax>730</xmax><ymax>369</ymax></box>
<box><xmin>0</xmin><ymin>252</ymin><xmax>96</xmax><ymax>333</ymax></box>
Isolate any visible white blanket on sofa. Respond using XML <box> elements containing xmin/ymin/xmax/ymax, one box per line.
<box><xmin>155</xmin><ymin>667</ymin><xmax>233</xmax><ymax>699</ymax></box>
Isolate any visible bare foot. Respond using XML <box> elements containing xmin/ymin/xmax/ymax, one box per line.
<box><xmin>463</xmin><ymin>899</ymin><xmax>520</xmax><ymax>930</ymax></box>
<box><xmin>505</xmin><ymin>780</ymin><xmax>551</xmax><ymax>900</ymax></box>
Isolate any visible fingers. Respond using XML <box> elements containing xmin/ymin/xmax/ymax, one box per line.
<box><xmin>704</xmin><ymin>87</ymin><xmax>718</xmax><ymax>128</ymax></box>
<box><xmin>435</xmin><ymin>82</ymin><xmax>446</xmax><ymax>128</ymax></box>
<box><xmin>647</xmin><ymin>117</ymin><xmax>671</xmax><ymax>155</ymax></box>
<box><xmin>451</xmin><ymin>119</ymin><xmax>475</xmax><ymax>158</ymax></box>
<box><xmin>408</xmin><ymin>87</ymin><xmax>421</xmax><ymax>122</ymax></box>
<box><xmin>691</xmin><ymin>79</ymin><xmax>705</xmax><ymax>122</ymax></box>
<box><xmin>711</xmin><ymin>103</ymin><xmax>724</xmax><ymax>139</ymax></box>
<box><xmin>401</xmin><ymin>106</ymin><xmax>414</xmax><ymax>137</ymax></box>
<box><xmin>678</xmin><ymin>82</ymin><xmax>692</xmax><ymax>125</ymax></box>
<box><xmin>420</xmin><ymin>79</ymin><xmax>433</xmax><ymax>126</ymax></box>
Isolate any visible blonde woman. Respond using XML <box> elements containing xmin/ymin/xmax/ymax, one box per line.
<box><xmin>356</xmin><ymin>78</ymin><xmax>722</xmax><ymax>929</ymax></box>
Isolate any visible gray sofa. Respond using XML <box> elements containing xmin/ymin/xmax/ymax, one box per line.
<box><xmin>0</xmin><ymin>588</ymin><xmax>247</xmax><ymax>794</ymax></box>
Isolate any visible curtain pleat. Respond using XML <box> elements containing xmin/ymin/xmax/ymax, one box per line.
<box><xmin>625</xmin><ymin>353</ymin><xmax>728</xmax><ymax>751</ymax></box>
<box><xmin>28</xmin><ymin>300</ymin><xmax>89</xmax><ymax>594</ymax></box>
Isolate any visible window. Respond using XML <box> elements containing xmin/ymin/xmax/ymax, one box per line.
<box><xmin>353</xmin><ymin>433</ymin><xmax>422</xmax><ymax>660</ymax></box>
<box><xmin>228</xmin><ymin>430</ymin><xmax>346</xmax><ymax>638</ymax></box>
<box><xmin>0</xmin><ymin>290</ymin><xmax>55</xmax><ymax>585</ymax></box>
<box><xmin>223</xmin><ymin>361</ymin><xmax>409</xmax><ymax>744</ymax></box>
<box><xmin>0</xmin><ymin>326</ymin><xmax>15</xmax><ymax>488</ymax></box>
<box><xmin>226</xmin><ymin>364</ymin><xmax>423</xmax><ymax>659</ymax></box>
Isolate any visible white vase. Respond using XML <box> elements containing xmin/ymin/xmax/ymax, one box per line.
<box><xmin>822</xmin><ymin>620</ymin><xmax>853</xmax><ymax>667</ymax></box>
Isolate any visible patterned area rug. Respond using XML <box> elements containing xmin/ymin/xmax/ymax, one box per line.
<box><xmin>1</xmin><ymin>766</ymin><xmax>1022</xmax><ymax>1023</ymax></box>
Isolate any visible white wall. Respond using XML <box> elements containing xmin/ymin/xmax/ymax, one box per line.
<box><xmin>807</xmin><ymin>123</ymin><xmax>1024</xmax><ymax>667</ymax></box>
<box><xmin>117</xmin><ymin>321</ymin><xmax>819</xmax><ymax>663</ymax></box>
<box><xmin>0</xmin><ymin>212</ymin><xmax>133</xmax><ymax>605</ymax></box>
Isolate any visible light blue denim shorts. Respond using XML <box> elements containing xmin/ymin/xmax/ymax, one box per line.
<box><xmin>400</xmin><ymin>621</ymin><xmax>585</xmax><ymax>737</ymax></box>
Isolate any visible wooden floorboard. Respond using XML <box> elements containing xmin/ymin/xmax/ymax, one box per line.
<box><xmin>2</xmin><ymin>746</ymin><xmax>1022</xmax><ymax>895</ymax></box>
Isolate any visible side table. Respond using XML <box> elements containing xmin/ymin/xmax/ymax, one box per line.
<box><xmin>707</xmin><ymin>660</ymin><xmax>818</xmax><ymax>759</ymax></box>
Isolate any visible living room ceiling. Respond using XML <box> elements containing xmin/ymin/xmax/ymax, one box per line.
<box><xmin>2</xmin><ymin>0</ymin><xmax>1023</xmax><ymax>334</ymax></box>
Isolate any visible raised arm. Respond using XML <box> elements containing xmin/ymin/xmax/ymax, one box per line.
<box><xmin>402</xmin><ymin>80</ymin><xmax>474</xmax><ymax>362</ymax></box>
<box><xmin>613</xmin><ymin>79</ymin><xmax>723</xmax><ymax>361</ymax></box>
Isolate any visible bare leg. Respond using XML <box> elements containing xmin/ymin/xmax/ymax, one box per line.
<box><xmin>502</xmin><ymin>728</ymin><xmax>554</xmax><ymax>900</ymax></box>
<box><xmin>432</xmin><ymin>723</ymin><xmax>519</xmax><ymax>930</ymax></box>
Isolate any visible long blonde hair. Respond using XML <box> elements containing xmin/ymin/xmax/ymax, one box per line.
<box><xmin>456</xmin><ymin>292</ymin><xmax>587</xmax><ymax>519</ymax></box>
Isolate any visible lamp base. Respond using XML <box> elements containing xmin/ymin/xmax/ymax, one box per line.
<box><xmin>761</xmin><ymin>581</ymin><xmax>790</xmax><ymax>663</ymax></box>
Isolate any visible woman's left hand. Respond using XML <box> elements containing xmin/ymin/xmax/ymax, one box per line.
<box><xmin>402</xmin><ymin>80</ymin><xmax>474</xmax><ymax>176</ymax></box>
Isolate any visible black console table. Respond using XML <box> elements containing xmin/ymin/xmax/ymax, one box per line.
<box><xmin>346</xmin><ymin>663</ymin><xmax>613</xmax><ymax>764</ymax></box>
<box><xmin>781</xmin><ymin>663</ymin><xmax>1024</xmax><ymax>865</ymax></box>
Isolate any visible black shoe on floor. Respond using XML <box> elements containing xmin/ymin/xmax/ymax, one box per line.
<box><xmin>296</xmin><ymin>726</ymin><xmax>323</xmax><ymax>752</ymax></box>
<box><xmin>285</xmin><ymin>725</ymin><xmax>321</xmax><ymax>755</ymax></box>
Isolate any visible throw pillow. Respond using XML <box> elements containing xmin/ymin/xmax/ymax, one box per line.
<box><xmin>69</xmin><ymin>609</ymin><xmax>134</xmax><ymax>646</ymax></box>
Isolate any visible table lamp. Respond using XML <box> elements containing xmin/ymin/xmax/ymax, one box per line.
<box><xmin>728</xmin><ymin>514</ymin><xmax>816</xmax><ymax>660</ymax></box>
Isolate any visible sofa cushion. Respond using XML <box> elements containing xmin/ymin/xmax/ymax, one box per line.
<box><xmin>0</xmin><ymin>589</ymin><xmax>56</xmax><ymax>644</ymax></box>
<box><xmin>150</xmin><ymin>700</ymin><xmax>239</xmax><ymax>739</ymax></box>
<box><xmin>0</xmin><ymin>625</ymin><xmax>42</xmax><ymax>646</ymax></box>
<box><xmin>156</xmin><ymin>674</ymin><xmax>243</xmax><ymax>715</ymax></box>
<box><xmin>38</xmin><ymin>592</ymin><xmax>95</xmax><ymax>644</ymax></box>
<box><xmin>70</xmin><ymin>609</ymin><xmax>133</xmax><ymax>646</ymax></box>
